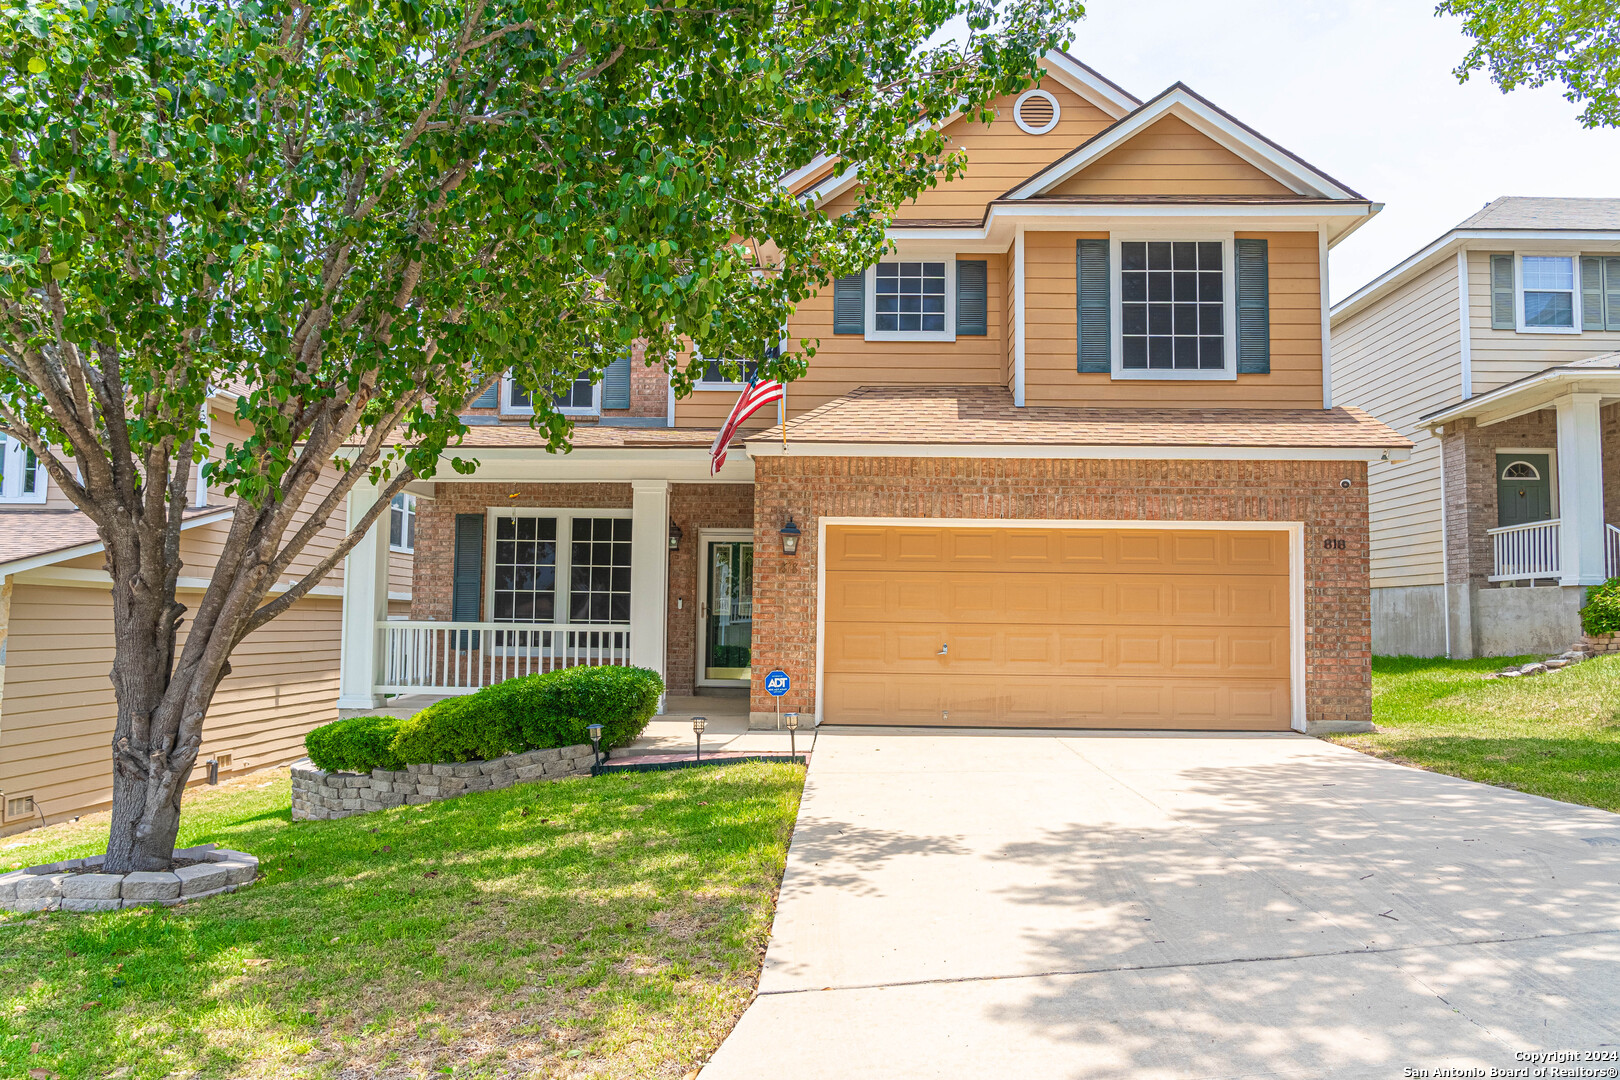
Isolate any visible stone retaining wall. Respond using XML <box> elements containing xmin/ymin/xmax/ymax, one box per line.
<box><xmin>0</xmin><ymin>843</ymin><xmax>259</xmax><ymax>913</ymax></box>
<box><xmin>291</xmin><ymin>743</ymin><xmax>595</xmax><ymax>821</ymax></box>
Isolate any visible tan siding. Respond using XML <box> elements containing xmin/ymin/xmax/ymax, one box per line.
<box><xmin>1023</xmin><ymin>230</ymin><xmax>1324</xmax><ymax>408</ymax></box>
<box><xmin>1044</xmin><ymin>115</ymin><xmax>1292</xmax><ymax>198</ymax></box>
<box><xmin>0</xmin><ymin>583</ymin><xmax>338</xmax><ymax>830</ymax></box>
<box><xmin>818</xmin><ymin>73</ymin><xmax>1115</xmax><ymax>222</ymax></box>
<box><xmin>389</xmin><ymin>548</ymin><xmax>414</xmax><ymax>597</ymax></box>
<box><xmin>1467</xmin><ymin>245</ymin><xmax>1620</xmax><ymax>394</ymax></box>
<box><xmin>674</xmin><ymin>253</ymin><xmax>1010</xmax><ymax>428</ymax></box>
<box><xmin>1331</xmin><ymin>258</ymin><xmax>1464</xmax><ymax>589</ymax></box>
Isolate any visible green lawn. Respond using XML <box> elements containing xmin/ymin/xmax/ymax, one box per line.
<box><xmin>1331</xmin><ymin>653</ymin><xmax>1620</xmax><ymax>812</ymax></box>
<box><xmin>0</xmin><ymin>761</ymin><xmax>805</xmax><ymax>1080</ymax></box>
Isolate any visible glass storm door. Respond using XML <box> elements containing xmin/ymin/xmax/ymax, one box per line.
<box><xmin>1497</xmin><ymin>454</ymin><xmax>1552</xmax><ymax>527</ymax></box>
<box><xmin>704</xmin><ymin>540</ymin><xmax>753</xmax><ymax>682</ymax></box>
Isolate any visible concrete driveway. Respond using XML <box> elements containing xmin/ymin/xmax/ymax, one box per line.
<box><xmin>701</xmin><ymin>729</ymin><xmax>1620</xmax><ymax>1079</ymax></box>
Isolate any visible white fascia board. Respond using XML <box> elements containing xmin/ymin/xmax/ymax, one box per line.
<box><xmin>1006</xmin><ymin>90</ymin><xmax>1358</xmax><ymax>203</ymax></box>
<box><xmin>891</xmin><ymin>201</ymin><xmax>1374</xmax><ymax>249</ymax></box>
<box><xmin>747</xmin><ymin>442</ymin><xmax>1408</xmax><ymax>463</ymax></box>
<box><xmin>781</xmin><ymin>153</ymin><xmax>837</xmax><ymax>194</ymax></box>
<box><xmin>1422</xmin><ymin>369</ymin><xmax>1620</xmax><ymax>429</ymax></box>
<box><xmin>0</xmin><ymin>506</ymin><xmax>236</xmax><ymax>579</ymax></box>
<box><xmin>1334</xmin><ymin>227</ymin><xmax>1620</xmax><ymax>324</ymax></box>
<box><xmin>425</xmin><ymin>446</ymin><xmax>756</xmax><ymax>483</ymax></box>
<box><xmin>1039</xmin><ymin>51</ymin><xmax>1139</xmax><ymax>118</ymax></box>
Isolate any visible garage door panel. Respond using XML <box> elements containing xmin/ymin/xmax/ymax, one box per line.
<box><xmin>827</xmin><ymin>624</ymin><xmax>1290</xmax><ymax>678</ymax></box>
<box><xmin>825</xmin><ymin>572</ymin><xmax>1287</xmax><ymax>626</ymax></box>
<box><xmin>823</xmin><ymin>527</ymin><xmax>1290</xmax><ymax>575</ymax></box>
<box><xmin>824</xmin><ymin>673</ymin><xmax>1292</xmax><ymax>729</ymax></box>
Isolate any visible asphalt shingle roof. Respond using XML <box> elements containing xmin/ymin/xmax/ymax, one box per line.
<box><xmin>746</xmin><ymin>385</ymin><xmax>1411</xmax><ymax>449</ymax></box>
<box><xmin>1459</xmin><ymin>197</ymin><xmax>1620</xmax><ymax>230</ymax></box>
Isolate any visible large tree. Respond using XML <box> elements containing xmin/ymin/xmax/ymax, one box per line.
<box><xmin>0</xmin><ymin>0</ymin><xmax>1080</xmax><ymax>870</ymax></box>
<box><xmin>1441</xmin><ymin>0</ymin><xmax>1620</xmax><ymax>127</ymax></box>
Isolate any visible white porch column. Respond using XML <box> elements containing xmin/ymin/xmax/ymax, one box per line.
<box><xmin>1556</xmin><ymin>392</ymin><xmax>1607</xmax><ymax>586</ymax></box>
<box><xmin>629</xmin><ymin>480</ymin><xmax>670</xmax><ymax>681</ymax></box>
<box><xmin>336</xmin><ymin>479</ymin><xmax>391</xmax><ymax>710</ymax></box>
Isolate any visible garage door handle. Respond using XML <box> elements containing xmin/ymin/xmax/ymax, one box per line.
<box><xmin>937</xmin><ymin>643</ymin><xmax>948</xmax><ymax>655</ymax></box>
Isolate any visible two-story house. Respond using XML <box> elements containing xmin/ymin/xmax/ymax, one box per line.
<box><xmin>1333</xmin><ymin>198</ymin><xmax>1620</xmax><ymax>658</ymax></box>
<box><xmin>0</xmin><ymin>390</ymin><xmax>413</xmax><ymax>834</ymax></box>
<box><xmin>336</xmin><ymin>51</ymin><xmax>1409</xmax><ymax>735</ymax></box>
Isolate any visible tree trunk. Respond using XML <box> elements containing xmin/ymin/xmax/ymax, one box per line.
<box><xmin>104</xmin><ymin>734</ymin><xmax>191</xmax><ymax>872</ymax></box>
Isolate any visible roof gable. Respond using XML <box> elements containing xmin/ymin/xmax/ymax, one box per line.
<box><xmin>1039</xmin><ymin>113</ymin><xmax>1292</xmax><ymax>199</ymax></box>
<box><xmin>1006</xmin><ymin>84</ymin><xmax>1363</xmax><ymax>203</ymax></box>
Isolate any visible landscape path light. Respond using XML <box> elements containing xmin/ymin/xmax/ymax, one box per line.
<box><xmin>692</xmin><ymin>715</ymin><xmax>707</xmax><ymax>762</ymax></box>
<box><xmin>587</xmin><ymin>723</ymin><xmax>604</xmax><ymax>768</ymax></box>
<box><xmin>785</xmin><ymin>712</ymin><xmax>799</xmax><ymax>762</ymax></box>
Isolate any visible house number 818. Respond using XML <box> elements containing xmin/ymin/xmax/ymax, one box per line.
<box><xmin>1323</xmin><ymin>538</ymin><xmax>1346</xmax><ymax>550</ymax></box>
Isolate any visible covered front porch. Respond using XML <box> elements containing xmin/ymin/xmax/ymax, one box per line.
<box><xmin>334</xmin><ymin>431</ymin><xmax>765</xmax><ymax>716</ymax></box>
<box><xmin>1427</xmin><ymin>354</ymin><xmax>1620</xmax><ymax>654</ymax></box>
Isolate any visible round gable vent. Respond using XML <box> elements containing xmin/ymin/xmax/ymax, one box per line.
<box><xmin>1013</xmin><ymin>89</ymin><xmax>1060</xmax><ymax>135</ymax></box>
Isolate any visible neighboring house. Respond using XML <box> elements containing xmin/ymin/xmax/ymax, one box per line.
<box><xmin>1332</xmin><ymin>198</ymin><xmax>1620</xmax><ymax>658</ymax></box>
<box><xmin>0</xmin><ymin>390</ymin><xmax>414</xmax><ymax>835</ymax></box>
<box><xmin>335</xmin><ymin>51</ymin><xmax>1409</xmax><ymax>735</ymax></box>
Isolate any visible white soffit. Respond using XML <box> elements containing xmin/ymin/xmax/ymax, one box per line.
<box><xmin>1005</xmin><ymin>85</ymin><xmax>1362</xmax><ymax>204</ymax></box>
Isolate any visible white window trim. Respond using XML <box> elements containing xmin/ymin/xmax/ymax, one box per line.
<box><xmin>1012</xmin><ymin>88</ymin><xmax>1061</xmax><ymax>136</ymax></box>
<box><xmin>1514</xmin><ymin>253</ymin><xmax>1582</xmax><ymax>335</ymax></box>
<box><xmin>482</xmin><ymin>507</ymin><xmax>633</xmax><ymax>626</ymax></box>
<box><xmin>390</xmin><ymin>492</ymin><xmax>417</xmax><ymax>553</ymax></box>
<box><xmin>864</xmin><ymin>258</ymin><xmax>957</xmax><ymax>343</ymax></box>
<box><xmin>1110</xmin><ymin>231</ymin><xmax>1238</xmax><ymax>382</ymax></box>
<box><xmin>501</xmin><ymin>374</ymin><xmax>601</xmax><ymax>417</ymax></box>
<box><xmin>0</xmin><ymin>436</ymin><xmax>47</xmax><ymax>504</ymax></box>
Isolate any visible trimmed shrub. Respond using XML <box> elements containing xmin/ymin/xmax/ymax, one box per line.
<box><xmin>305</xmin><ymin>714</ymin><xmax>406</xmax><ymax>774</ymax></box>
<box><xmin>518</xmin><ymin>664</ymin><xmax>664</xmax><ymax>750</ymax></box>
<box><xmin>388</xmin><ymin>693</ymin><xmax>527</xmax><ymax>765</ymax></box>
<box><xmin>1582</xmin><ymin>577</ymin><xmax>1620</xmax><ymax>635</ymax></box>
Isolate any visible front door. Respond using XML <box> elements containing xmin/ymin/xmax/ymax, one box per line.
<box><xmin>702</xmin><ymin>538</ymin><xmax>753</xmax><ymax>684</ymax></box>
<box><xmin>1497</xmin><ymin>454</ymin><xmax>1553</xmax><ymax>527</ymax></box>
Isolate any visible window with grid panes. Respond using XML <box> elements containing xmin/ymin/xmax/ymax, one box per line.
<box><xmin>491</xmin><ymin>516</ymin><xmax>557</xmax><ymax>622</ymax></box>
<box><xmin>1121</xmin><ymin>241</ymin><xmax>1225</xmax><ymax>371</ymax></box>
<box><xmin>874</xmin><ymin>261</ymin><xmax>946</xmax><ymax>332</ymax></box>
<box><xmin>570</xmin><ymin>518</ymin><xmax>632</xmax><ymax>623</ymax></box>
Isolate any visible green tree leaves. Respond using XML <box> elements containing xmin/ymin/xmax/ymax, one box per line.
<box><xmin>1441</xmin><ymin>0</ymin><xmax>1620</xmax><ymax>128</ymax></box>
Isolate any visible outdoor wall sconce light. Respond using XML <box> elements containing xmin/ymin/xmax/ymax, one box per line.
<box><xmin>784</xmin><ymin>713</ymin><xmax>799</xmax><ymax>761</ymax></box>
<box><xmin>692</xmin><ymin>715</ymin><xmax>707</xmax><ymax>762</ymax></box>
<box><xmin>668</xmin><ymin>519</ymin><xmax>682</xmax><ymax>551</ymax></box>
<box><xmin>780</xmin><ymin>516</ymin><xmax>801</xmax><ymax>556</ymax></box>
<box><xmin>587</xmin><ymin>723</ymin><xmax>604</xmax><ymax>768</ymax></box>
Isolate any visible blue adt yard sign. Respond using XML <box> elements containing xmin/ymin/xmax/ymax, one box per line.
<box><xmin>765</xmin><ymin>670</ymin><xmax>790</xmax><ymax>697</ymax></box>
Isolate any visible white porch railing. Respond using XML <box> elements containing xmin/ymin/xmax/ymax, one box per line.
<box><xmin>376</xmin><ymin>621</ymin><xmax>631</xmax><ymax>695</ymax></box>
<box><xmin>1488</xmin><ymin>519</ymin><xmax>1561</xmax><ymax>582</ymax></box>
<box><xmin>1609</xmin><ymin>523</ymin><xmax>1620</xmax><ymax>580</ymax></box>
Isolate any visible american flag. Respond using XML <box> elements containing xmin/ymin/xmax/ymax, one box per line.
<box><xmin>710</xmin><ymin>376</ymin><xmax>785</xmax><ymax>475</ymax></box>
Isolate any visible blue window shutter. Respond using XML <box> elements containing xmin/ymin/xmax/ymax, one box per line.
<box><xmin>469</xmin><ymin>380</ymin><xmax>499</xmax><ymax>409</ymax></box>
<box><xmin>452</xmin><ymin>514</ymin><xmax>483</xmax><ymax>624</ymax></box>
<box><xmin>956</xmin><ymin>260</ymin><xmax>988</xmax><ymax>336</ymax></box>
<box><xmin>602</xmin><ymin>356</ymin><xmax>632</xmax><ymax>410</ymax></box>
<box><xmin>1490</xmin><ymin>254</ymin><xmax>1515</xmax><ymax>330</ymax></box>
<box><xmin>1606</xmin><ymin>257</ymin><xmax>1620</xmax><ymax>332</ymax></box>
<box><xmin>1582</xmin><ymin>257</ymin><xmax>1605</xmax><ymax>331</ymax></box>
<box><xmin>1235</xmin><ymin>238</ymin><xmax>1270</xmax><ymax>375</ymax></box>
<box><xmin>1076</xmin><ymin>239</ymin><xmax>1110</xmax><ymax>373</ymax></box>
<box><xmin>833</xmin><ymin>273</ymin><xmax>864</xmax><ymax>334</ymax></box>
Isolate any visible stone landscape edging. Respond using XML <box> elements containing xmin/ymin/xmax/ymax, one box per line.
<box><xmin>290</xmin><ymin>742</ymin><xmax>596</xmax><ymax>821</ymax></box>
<box><xmin>0</xmin><ymin>842</ymin><xmax>259</xmax><ymax>913</ymax></box>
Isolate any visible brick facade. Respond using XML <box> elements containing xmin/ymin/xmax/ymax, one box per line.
<box><xmin>665</xmin><ymin>484</ymin><xmax>756</xmax><ymax>695</ymax></box>
<box><xmin>411</xmin><ymin>483</ymin><xmax>634</xmax><ymax>622</ymax></box>
<box><xmin>1439</xmin><ymin>406</ymin><xmax>1620</xmax><ymax>586</ymax></box>
<box><xmin>749</xmin><ymin>456</ymin><xmax>1373</xmax><ymax>728</ymax></box>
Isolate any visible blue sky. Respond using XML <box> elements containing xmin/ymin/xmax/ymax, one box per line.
<box><xmin>1050</xmin><ymin>0</ymin><xmax>1620</xmax><ymax>301</ymax></box>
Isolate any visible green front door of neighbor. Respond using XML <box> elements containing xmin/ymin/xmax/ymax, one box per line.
<box><xmin>1497</xmin><ymin>453</ymin><xmax>1552</xmax><ymax>527</ymax></box>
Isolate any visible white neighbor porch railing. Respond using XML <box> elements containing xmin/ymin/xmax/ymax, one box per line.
<box><xmin>1488</xmin><ymin>519</ymin><xmax>1561</xmax><ymax>582</ymax></box>
<box><xmin>376</xmin><ymin>621</ymin><xmax>631</xmax><ymax>695</ymax></box>
<box><xmin>1488</xmin><ymin>520</ymin><xmax>1620</xmax><ymax>581</ymax></box>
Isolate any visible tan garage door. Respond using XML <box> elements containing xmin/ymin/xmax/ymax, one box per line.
<box><xmin>822</xmin><ymin>525</ymin><xmax>1292</xmax><ymax>730</ymax></box>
